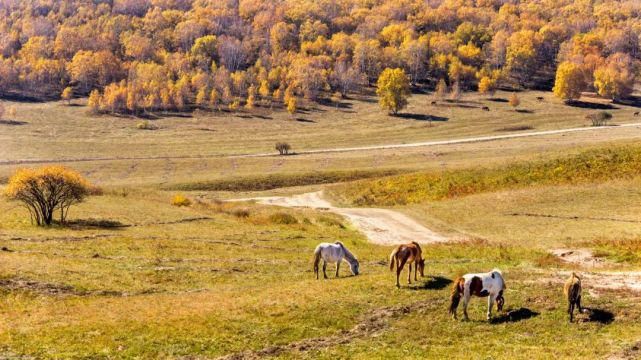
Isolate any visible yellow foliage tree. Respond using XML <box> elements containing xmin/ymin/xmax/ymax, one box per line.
<box><xmin>87</xmin><ymin>89</ymin><xmax>101</xmax><ymax>114</ymax></box>
<box><xmin>61</xmin><ymin>86</ymin><xmax>73</xmax><ymax>105</ymax></box>
<box><xmin>509</xmin><ymin>92</ymin><xmax>520</xmax><ymax>109</ymax></box>
<box><xmin>553</xmin><ymin>61</ymin><xmax>585</xmax><ymax>102</ymax></box>
<box><xmin>477</xmin><ymin>76</ymin><xmax>496</xmax><ymax>96</ymax></box>
<box><xmin>4</xmin><ymin>166</ymin><xmax>91</xmax><ymax>226</ymax></box>
<box><xmin>376</xmin><ymin>68</ymin><xmax>411</xmax><ymax>115</ymax></box>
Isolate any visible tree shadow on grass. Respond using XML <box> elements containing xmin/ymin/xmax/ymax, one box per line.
<box><xmin>566</xmin><ymin>101</ymin><xmax>618</xmax><ymax>110</ymax></box>
<box><xmin>488</xmin><ymin>97</ymin><xmax>508</xmax><ymax>103</ymax></box>
<box><xmin>0</xmin><ymin>120</ymin><xmax>28</xmax><ymax>126</ymax></box>
<box><xmin>296</xmin><ymin>118</ymin><xmax>316</xmax><ymax>123</ymax></box>
<box><xmin>406</xmin><ymin>276</ymin><xmax>453</xmax><ymax>290</ymax></box>
<box><xmin>490</xmin><ymin>307</ymin><xmax>539</xmax><ymax>324</ymax></box>
<box><xmin>395</xmin><ymin>113</ymin><xmax>448</xmax><ymax>122</ymax></box>
<box><xmin>65</xmin><ymin>219</ymin><xmax>130</xmax><ymax>230</ymax></box>
<box><xmin>515</xmin><ymin>109</ymin><xmax>535</xmax><ymax>114</ymax></box>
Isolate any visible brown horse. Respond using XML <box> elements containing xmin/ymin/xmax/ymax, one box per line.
<box><xmin>389</xmin><ymin>241</ymin><xmax>425</xmax><ymax>287</ymax></box>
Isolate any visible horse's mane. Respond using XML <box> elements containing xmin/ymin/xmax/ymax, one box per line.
<box><xmin>335</xmin><ymin>241</ymin><xmax>358</xmax><ymax>263</ymax></box>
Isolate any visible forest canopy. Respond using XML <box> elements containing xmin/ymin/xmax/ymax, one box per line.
<box><xmin>0</xmin><ymin>0</ymin><xmax>639</xmax><ymax>113</ymax></box>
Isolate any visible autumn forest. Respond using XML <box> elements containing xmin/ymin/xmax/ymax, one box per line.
<box><xmin>0</xmin><ymin>0</ymin><xmax>639</xmax><ymax>114</ymax></box>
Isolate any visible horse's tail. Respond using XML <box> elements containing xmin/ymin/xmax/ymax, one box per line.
<box><xmin>313</xmin><ymin>245</ymin><xmax>322</xmax><ymax>275</ymax></box>
<box><xmin>389</xmin><ymin>247</ymin><xmax>399</xmax><ymax>271</ymax></box>
<box><xmin>449</xmin><ymin>277</ymin><xmax>464</xmax><ymax>315</ymax></box>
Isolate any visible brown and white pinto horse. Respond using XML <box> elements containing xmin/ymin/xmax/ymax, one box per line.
<box><xmin>389</xmin><ymin>241</ymin><xmax>425</xmax><ymax>287</ymax></box>
<box><xmin>449</xmin><ymin>269</ymin><xmax>506</xmax><ymax>321</ymax></box>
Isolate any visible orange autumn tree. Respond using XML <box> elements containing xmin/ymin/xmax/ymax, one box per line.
<box><xmin>4</xmin><ymin>166</ymin><xmax>91</xmax><ymax>226</ymax></box>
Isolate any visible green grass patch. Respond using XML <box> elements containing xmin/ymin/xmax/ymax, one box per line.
<box><xmin>165</xmin><ymin>169</ymin><xmax>405</xmax><ymax>192</ymax></box>
<box><xmin>330</xmin><ymin>145</ymin><xmax>641</xmax><ymax>206</ymax></box>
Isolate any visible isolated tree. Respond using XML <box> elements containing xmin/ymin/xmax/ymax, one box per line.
<box><xmin>509</xmin><ymin>93</ymin><xmax>520</xmax><ymax>109</ymax></box>
<box><xmin>553</xmin><ymin>62</ymin><xmax>585</xmax><ymax>102</ymax></box>
<box><xmin>376</xmin><ymin>68</ymin><xmax>411</xmax><ymax>115</ymax></box>
<box><xmin>449</xmin><ymin>81</ymin><xmax>461</xmax><ymax>101</ymax></box>
<box><xmin>477</xmin><ymin>76</ymin><xmax>496</xmax><ymax>96</ymax></box>
<box><xmin>286</xmin><ymin>97</ymin><xmax>297</xmax><ymax>116</ymax></box>
<box><xmin>275</xmin><ymin>142</ymin><xmax>292</xmax><ymax>155</ymax></box>
<box><xmin>209</xmin><ymin>89</ymin><xmax>220</xmax><ymax>110</ymax></box>
<box><xmin>434</xmin><ymin>79</ymin><xmax>448</xmax><ymax>100</ymax></box>
<box><xmin>4</xmin><ymin>166</ymin><xmax>91</xmax><ymax>226</ymax></box>
<box><xmin>87</xmin><ymin>89</ymin><xmax>101</xmax><ymax>114</ymax></box>
<box><xmin>6</xmin><ymin>106</ymin><xmax>16</xmax><ymax>119</ymax></box>
<box><xmin>245</xmin><ymin>85</ymin><xmax>256</xmax><ymax>110</ymax></box>
<box><xmin>331</xmin><ymin>91</ymin><xmax>342</xmax><ymax>108</ymax></box>
<box><xmin>61</xmin><ymin>86</ymin><xmax>73</xmax><ymax>105</ymax></box>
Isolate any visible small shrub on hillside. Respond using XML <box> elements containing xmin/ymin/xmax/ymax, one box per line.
<box><xmin>171</xmin><ymin>194</ymin><xmax>191</xmax><ymax>207</ymax></box>
<box><xmin>317</xmin><ymin>216</ymin><xmax>345</xmax><ymax>229</ymax></box>
<box><xmin>269</xmin><ymin>212</ymin><xmax>298</xmax><ymax>225</ymax></box>
<box><xmin>232</xmin><ymin>208</ymin><xmax>250</xmax><ymax>218</ymax></box>
<box><xmin>275</xmin><ymin>142</ymin><xmax>292</xmax><ymax>155</ymax></box>
<box><xmin>136</xmin><ymin>120</ymin><xmax>158</xmax><ymax>130</ymax></box>
<box><xmin>587</xmin><ymin>111</ymin><xmax>612</xmax><ymax>126</ymax></box>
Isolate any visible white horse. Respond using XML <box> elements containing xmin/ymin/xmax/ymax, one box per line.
<box><xmin>449</xmin><ymin>269</ymin><xmax>506</xmax><ymax>321</ymax></box>
<box><xmin>313</xmin><ymin>241</ymin><xmax>360</xmax><ymax>279</ymax></box>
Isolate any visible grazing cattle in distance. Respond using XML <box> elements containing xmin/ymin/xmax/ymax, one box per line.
<box><xmin>634</xmin><ymin>111</ymin><xmax>639</xmax><ymax>116</ymax></box>
<box><xmin>564</xmin><ymin>273</ymin><xmax>583</xmax><ymax>322</ymax></box>
<box><xmin>449</xmin><ymin>269</ymin><xmax>506</xmax><ymax>321</ymax></box>
<box><xmin>389</xmin><ymin>241</ymin><xmax>425</xmax><ymax>287</ymax></box>
<box><xmin>313</xmin><ymin>241</ymin><xmax>359</xmax><ymax>279</ymax></box>
<box><xmin>482</xmin><ymin>106</ymin><xmax>490</xmax><ymax>111</ymax></box>
<box><xmin>431</xmin><ymin>101</ymin><xmax>437</xmax><ymax>106</ymax></box>
<box><xmin>536</xmin><ymin>96</ymin><xmax>544</xmax><ymax>102</ymax></box>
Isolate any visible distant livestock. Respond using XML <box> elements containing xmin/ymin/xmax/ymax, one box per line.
<box><xmin>389</xmin><ymin>241</ymin><xmax>425</xmax><ymax>287</ymax></box>
<box><xmin>481</xmin><ymin>106</ymin><xmax>490</xmax><ymax>111</ymax></box>
<box><xmin>449</xmin><ymin>269</ymin><xmax>506</xmax><ymax>321</ymax></box>
<box><xmin>313</xmin><ymin>241</ymin><xmax>359</xmax><ymax>279</ymax></box>
<box><xmin>634</xmin><ymin>111</ymin><xmax>639</xmax><ymax>116</ymax></box>
<box><xmin>431</xmin><ymin>101</ymin><xmax>437</xmax><ymax>106</ymax></box>
<box><xmin>564</xmin><ymin>273</ymin><xmax>583</xmax><ymax>322</ymax></box>
<box><xmin>536</xmin><ymin>96</ymin><xmax>544</xmax><ymax>102</ymax></box>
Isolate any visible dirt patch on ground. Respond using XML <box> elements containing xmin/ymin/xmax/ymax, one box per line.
<box><xmin>0</xmin><ymin>278</ymin><xmax>77</xmax><ymax>296</ymax></box>
<box><xmin>236</xmin><ymin>192</ymin><xmax>448</xmax><ymax>245</ymax></box>
<box><xmin>217</xmin><ymin>299</ymin><xmax>438</xmax><ymax>360</ymax></box>
<box><xmin>550</xmin><ymin>248</ymin><xmax>608</xmax><ymax>268</ymax></box>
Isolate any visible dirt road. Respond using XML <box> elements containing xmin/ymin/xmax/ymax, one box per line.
<box><xmin>4</xmin><ymin>123</ymin><xmax>641</xmax><ymax>165</ymax></box>
<box><xmin>243</xmin><ymin>191</ymin><xmax>447</xmax><ymax>245</ymax></box>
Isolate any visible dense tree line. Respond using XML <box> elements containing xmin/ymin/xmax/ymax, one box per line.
<box><xmin>0</xmin><ymin>0</ymin><xmax>639</xmax><ymax>114</ymax></box>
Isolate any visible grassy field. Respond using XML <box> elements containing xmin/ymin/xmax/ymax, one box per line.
<box><xmin>1</xmin><ymin>90</ymin><xmax>641</xmax><ymax>358</ymax></box>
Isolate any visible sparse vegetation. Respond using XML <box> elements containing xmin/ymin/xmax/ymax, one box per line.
<box><xmin>275</xmin><ymin>142</ymin><xmax>292</xmax><ymax>155</ymax></box>
<box><xmin>587</xmin><ymin>111</ymin><xmax>613</xmax><ymax>127</ymax></box>
<box><xmin>171</xmin><ymin>194</ymin><xmax>192</xmax><ymax>207</ymax></box>
<box><xmin>136</xmin><ymin>120</ymin><xmax>158</xmax><ymax>130</ymax></box>
<box><xmin>166</xmin><ymin>169</ymin><xmax>404</xmax><ymax>192</ymax></box>
<box><xmin>4</xmin><ymin>166</ymin><xmax>91</xmax><ymax>226</ymax></box>
<box><xmin>331</xmin><ymin>145</ymin><xmax>641</xmax><ymax>206</ymax></box>
<box><xmin>268</xmin><ymin>212</ymin><xmax>298</xmax><ymax>225</ymax></box>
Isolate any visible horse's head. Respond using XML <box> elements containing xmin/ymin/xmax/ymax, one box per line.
<box><xmin>349</xmin><ymin>260</ymin><xmax>360</xmax><ymax>276</ymax></box>
<box><xmin>417</xmin><ymin>259</ymin><xmax>425</xmax><ymax>277</ymax></box>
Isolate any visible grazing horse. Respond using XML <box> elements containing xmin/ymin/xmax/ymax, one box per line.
<box><xmin>313</xmin><ymin>242</ymin><xmax>360</xmax><ymax>279</ymax></box>
<box><xmin>564</xmin><ymin>272</ymin><xmax>583</xmax><ymax>322</ymax></box>
<box><xmin>449</xmin><ymin>269</ymin><xmax>506</xmax><ymax>321</ymax></box>
<box><xmin>389</xmin><ymin>242</ymin><xmax>425</xmax><ymax>287</ymax></box>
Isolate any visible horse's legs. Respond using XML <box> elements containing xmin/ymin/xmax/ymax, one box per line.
<box><xmin>577</xmin><ymin>295</ymin><xmax>583</xmax><ymax>313</ymax></box>
<box><xmin>407</xmin><ymin>263</ymin><xmax>412</xmax><ymax>284</ymax></box>
<box><xmin>396</xmin><ymin>258</ymin><xmax>407</xmax><ymax>287</ymax></box>
<box><xmin>335</xmin><ymin>261</ymin><xmax>340</xmax><ymax>278</ymax></box>
<box><xmin>568</xmin><ymin>301</ymin><xmax>575</xmax><ymax>322</ymax></box>
<box><xmin>487</xmin><ymin>296</ymin><xmax>494</xmax><ymax>321</ymax></box>
<box><xmin>322</xmin><ymin>261</ymin><xmax>328</xmax><ymax>279</ymax></box>
<box><xmin>414</xmin><ymin>263</ymin><xmax>418</xmax><ymax>281</ymax></box>
<box><xmin>462</xmin><ymin>292</ymin><xmax>470</xmax><ymax>321</ymax></box>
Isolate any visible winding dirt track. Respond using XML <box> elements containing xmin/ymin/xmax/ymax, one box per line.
<box><xmin>242</xmin><ymin>191</ymin><xmax>447</xmax><ymax>245</ymax></box>
<box><xmin>3</xmin><ymin>123</ymin><xmax>641</xmax><ymax>165</ymax></box>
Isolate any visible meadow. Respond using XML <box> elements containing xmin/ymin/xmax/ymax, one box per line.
<box><xmin>1</xmin><ymin>91</ymin><xmax>641</xmax><ymax>359</ymax></box>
